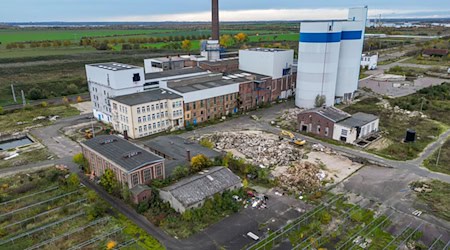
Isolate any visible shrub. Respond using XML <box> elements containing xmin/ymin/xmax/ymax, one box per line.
<box><xmin>199</xmin><ymin>138</ymin><xmax>214</xmax><ymax>149</ymax></box>
<box><xmin>28</xmin><ymin>87</ymin><xmax>45</xmax><ymax>100</ymax></box>
<box><xmin>66</xmin><ymin>173</ymin><xmax>80</xmax><ymax>189</ymax></box>
<box><xmin>100</xmin><ymin>169</ymin><xmax>119</xmax><ymax>194</ymax></box>
<box><xmin>190</xmin><ymin>154</ymin><xmax>211</xmax><ymax>172</ymax></box>
<box><xmin>173</xmin><ymin>166</ymin><xmax>189</xmax><ymax>180</ymax></box>
<box><xmin>137</xmin><ymin>201</ymin><xmax>150</xmax><ymax>214</ymax></box>
<box><xmin>66</xmin><ymin>84</ymin><xmax>78</xmax><ymax>95</ymax></box>
<box><xmin>40</xmin><ymin>101</ymin><xmax>48</xmax><ymax>108</ymax></box>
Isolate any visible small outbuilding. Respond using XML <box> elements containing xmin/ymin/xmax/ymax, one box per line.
<box><xmin>130</xmin><ymin>184</ymin><xmax>152</xmax><ymax>204</ymax></box>
<box><xmin>159</xmin><ymin>167</ymin><xmax>242</xmax><ymax>213</ymax></box>
<box><xmin>333</xmin><ymin>112</ymin><xmax>379</xmax><ymax>144</ymax></box>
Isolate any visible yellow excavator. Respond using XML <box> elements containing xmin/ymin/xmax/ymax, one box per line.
<box><xmin>280</xmin><ymin>130</ymin><xmax>306</xmax><ymax>146</ymax></box>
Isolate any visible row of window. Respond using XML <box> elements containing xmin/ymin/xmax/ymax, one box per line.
<box><xmin>138</xmin><ymin>111</ymin><xmax>167</xmax><ymax>123</ymax></box>
<box><xmin>185</xmin><ymin>94</ymin><xmax>236</xmax><ymax>111</ymax></box>
<box><xmin>138</xmin><ymin>120</ymin><xmax>171</xmax><ymax>133</ymax></box>
<box><xmin>137</xmin><ymin>102</ymin><xmax>168</xmax><ymax>114</ymax></box>
<box><xmin>119</xmin><ymin>114</ymin><xmax>129</xmax><ymax>123</ymax></box>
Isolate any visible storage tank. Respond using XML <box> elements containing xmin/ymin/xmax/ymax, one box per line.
<box><xmin>335</xmin><ymin>7</ymin><xmax>368</xmax><ymax>102</ymax></box>
<box><xmin>405</xmin><ymin>129</ymin><xmax>416</xmax><ymax>143</ymax></box>
<box><xmin>295</xmin><ymin>21</ymin><xmax>343</xmax><ymax>108</ymax></box>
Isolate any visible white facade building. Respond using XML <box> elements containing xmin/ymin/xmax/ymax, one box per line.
<box><xmin>110</xmin><ymin>89</ymin><xmax>184</xmax><ymax>139</ymax></box>
<box><xmin>333</xmin><ymin>112</ymin><xmax>379</xmax><ymax>144</ymax></box>
<box><xmin>296</xmin><ymin>7</ymin><xmax>368</xmax><ymax>108</ymax></box>
<box><xmin>86</xmin><ymin>63</ymin><xmax>145</xmax><ymax>123</ymax></box>
<box><xmin>144</xmin><ymin>67</ymin><xmax>209</xmax><ymax>90</ymax></box>
<box><xmin>201</xmin><ymin>40</ymin><xmax>221</xmax><ymax>61</ymax></box>
<box><xmin>361</xmin><ymin>53</ymin><xmax>378</xmax><ymax>70</ymax></box>
<box><xmin>239</xmin><ymin>48</ymin><xmax>294</xmax><ymax>79</ymax></box>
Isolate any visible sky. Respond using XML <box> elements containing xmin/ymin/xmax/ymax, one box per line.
<box><xmin>2</xmin><ymin>0</ymin><xmax>450</xmax><ymax>22</ymax></box>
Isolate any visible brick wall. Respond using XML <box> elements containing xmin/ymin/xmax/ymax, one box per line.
<box><xmin>184</xmin><ymin>93</ymin><xmax>238</xmax><ymax>125</ymax></box>
<box><xmin>297</xmin><ymin>112</ymin><xmax>335</xmax><ymax>139</ymax></box>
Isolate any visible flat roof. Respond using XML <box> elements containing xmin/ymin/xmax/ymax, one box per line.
<box><xmin>110</xmin><ymin>89</ymin><xmax>182</xmax><ymax>106</ymax></box>
<box><xmin>144</xmin><ymin>135</ymin><xmax>221</xmax><ymax>163</ymax></box>
<box><xmin>88</xmin><ymin>62</ymin><xmax>139</xmax><ymax>71</ymax></box>
<box><xmin>81</xmin><ymin>135</ymin><xmax>163</xmax><ymax>173</ymax></box>
<box><xmin>243</xmin><ymin>48</ymin><xmax>293</xmax><ymax>52</ymax></box>
<box><xmin>338</xmin><ymin>112</ymin><xmax>378</xmax><ymax>128</ymax></box>
<box><xmin>227</xmin><ymin>70</ymin><xmax>271</xmax><ymax>80</ymax></box>
<box><xmin>149</xmin><ymin>56</ymin><xmax>189</xmax><ymax>63</ymax></box>
<box><xmin>161</xmin><ymin>166</ymin><xmax>241</xmax><ymax>207</ymax></box>
<box><xmin>199</xmin><ymin>58</ymin><xmax>238</xmax><ymax>66</ymax></box>
<box><xmin>166</xmin><ymin>73</ymin><xmax>248</xmax><ymax>94</ymax></box>
<box><xmin>145</xmin><ymin>67</ymin><xmax>207</xmax><ymax>80</ymax></box>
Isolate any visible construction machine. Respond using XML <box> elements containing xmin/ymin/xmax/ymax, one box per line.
<box><xmin>280</xmin><ymin>130</ymin><xmax>306</xmax><ymax>146</ymax></box>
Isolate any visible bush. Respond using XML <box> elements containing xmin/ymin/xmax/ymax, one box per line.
<box><xmin>100</xmin><ymin>169</ymin><xmax>119</xmax><ymax>194</ymax></box>
<box><xmin>137</xmin><ymin>201</ymin><xmax>150</xmax><ymax>214</ymax></box>
<box><xmin>199</xmin><ymin>138</ymin><xmax>214</xmax><ymax>149</ymax></box>
<box><xmin>40</xmin><ymin>101</ymin><xmax>48</xmax><ymax>108</ymax></box>
<box><xmin>173</xmin><ymin>166</ymin><xmax>189</xmax><ymax>180</ymax></box>
<box><xmin>66</xmin><ymin>173</ymin><xmax>80</xmax><ymax>189</ymax></box>
<box><xmin>66</xmin><ymin>84</ymin><xmax>78</xmax><ymax>95</ymax></box>
<box><xmin>190</xmin><ymin>154</ymin><xmax>211</xmax><ymax>172</ymax></box>
<box><xmin>28</xmin><ymin>87</ymin><xmax>46</xmax><ymax>100</ymax></box>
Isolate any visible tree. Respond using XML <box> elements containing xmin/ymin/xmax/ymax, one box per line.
<box><xmin>62</xmin><ymin>96</ymin><xmax>70</xmax><ymax>107</ymax></box>
<box><xmin>28</xmin><ymin>87</ymin><xmax>45</xmax><ymax>100</ymax></box>
<box><xmin>242</xmin><ymin>178</ymin><xmax>249</xmax><ymax>188</ymax></box>
<box><xmin>181</xmin><ymin>39</ymin><xmax>192</xmax><ymax>51</ymax></box>
<box><xmin>76</xmin><ymin>96</ymin><xmax>83</xmax><ymax>102</ymax></box>
<box><xmin>73</xmin><ymin>153</ymin><xmax>90</xmax><ymax>173</ymax></box>
<box><xmin>66</xmin><ymin>83</ymin><xmax>78</xmax><ymax>95</ymax></box>
<box><xmin>190</xmin><ymin>154</ymin><xmax>211</xmax><ymax>172</ymax></box>
<box><xmin>220</xmin><ymin>34</ymin><xmax>234</xmax><ymax>48</ymax></box>
<box><xmin>100</xmin><ymin>169</ymin><xmax>119</xmax><ymax>194</ymax></box>
<box><xmin>173</xmin><ymin>166</ymin><xmax>189</xmax><ymax>179</ymax></box>
<box><xmin>40</xmin><ymin>101</ymin><xmax>48</xmax><ymax>108</ymax></box>
<box><xmin>63</xmin><ymin>40</ymin><xmax>71</xmax><ymax>47</ymax></box>
<box><xmin>314</xmin><ymin>94</ymin><xmax>326</xmax><ymax>108</ymax></box>
<box><xmin>67</xmin><ymin>173</ymin><xmax>80</xmax><ymax>189</ymax></box>
<box><xmin>234</xmin><ymin>32</ymin><xmax>248</xmax><ymax>43</ymax></box>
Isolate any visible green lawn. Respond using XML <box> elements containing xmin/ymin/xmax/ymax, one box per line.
<box><xmin>248</xmin><ymin>33</ymin><xmax>299</xmax><ymax>42</ymax></box>
<box><xmin>0</xmin><ymin>105</ymin><xmax>80</xmax><ymax>134</ymax></box>
<box><xmin>423</xmin><ymin>138</ymin><xmax>450</xmax><ymax>175</ymax></box>
<box><xmin>0</xmin><ymin>46</ymin><xmax>96</xmax><ymax>59</ymax></box>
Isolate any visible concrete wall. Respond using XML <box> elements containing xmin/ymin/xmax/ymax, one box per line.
<box><xmin>239</xmin><ymin>49</ymin><xmax>294</xmax><ymax>79</ymax></box>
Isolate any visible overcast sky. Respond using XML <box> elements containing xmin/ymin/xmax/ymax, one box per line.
<box><xmin>2</xmin><ymin>0</ymin><xmax>450</xmax><ymax>22</ymax></box>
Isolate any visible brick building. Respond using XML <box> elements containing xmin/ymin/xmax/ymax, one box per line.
<box><xmin>81</xmin><ymin>135</ymin><xmax>165</xmax><ymax>189</ymax></box>
<box><xmin>198</xmin><ymin>58</ymin><xmax>239</xmax><ymax>73</ymax></box>
<box><xmin>297</xmin><ymin>107</ymin><xmax>351</xmax><ymax>139</ymax></box>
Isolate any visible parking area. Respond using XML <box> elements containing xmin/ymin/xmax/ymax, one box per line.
<box><xmin>359</xmin><ymin>76</ymin><xmax>444</xmax><ymax>97</ymax></box>
<box><xmin>199</xmin><ymin>189</ymin><xmax>312</xmax><ymax>249</ymax></box>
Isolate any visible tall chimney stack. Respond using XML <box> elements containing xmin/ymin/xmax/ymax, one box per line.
<box><xmin>211</xmin><ymin>0</ymin><xmax>219</xmax><ymax>40</ymax></box>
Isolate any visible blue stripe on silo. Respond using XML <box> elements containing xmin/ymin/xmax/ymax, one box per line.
<box><xmin>299</xmin><ymin>32</ymin><xmax>341</xmax><ymax>43</ymax></box>
<box><xmin>341</xmin><ymin>31</ymin><xmax>362</xmax><ymax>40</ymax></box>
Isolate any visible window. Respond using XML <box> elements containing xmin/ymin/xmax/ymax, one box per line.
<box><xmin>164</xmin><ymin>102</ymin><xmax>168</xmax><ymax>109</ymax></box>
<box><xmin>317</xmin><ymin>125</ymin><xmax>321</xmax><ymax>133</ymax></box>
<box><xmin>226</xmin><ymin>95</ymin><xmax>229</xmax><ymax>101</ymax></box>
<box><xmin>156</xmin><ymin>113</ymin><xmax>160</xmax><ymax>119</ymax></box>
<box><xmin>156</xmin><ymin>165</ymin><xmax>162</xmax><ymax>177</ymax></box>
<box><xmin>186</xmin><ymin>103</ymin><xmax>190</xmax><ymax>111</ymax></box>
<box><xmin>139</xmin><ymin>126</ymin><xmax>142</xmax><ymax>132</ymax></box>
<box><xmin>153</xmin><ymin>123</ymin><xmax>156</xmax><ymax>129</ymax></box>
<box><xmin>214</xmin><ymin>97</ymin><xmax>216</xmax><ymax>104</ymax></box>
<box><xmin>144</xmin><ymin>125</ymin><xmax>147</xmax><ymax>131</ymax></box>
<box><xmin>142</xmin><ymin>106</ymin><xmax>146</xmax><ymax>113</ymax></box>
<box><xmin>325</xmin><ymin>127</ymin><xmax>329</xmax><ymax>136</ymax></box>
<box><xmin>151</xmin><ymin>104</ymin><xmax>155</xmax><ymax>111</ymax></box>
<box><xmin>157</xmin><ymin>121</ymin><xmax>161</xmax><ymax>127</ymax></box>
<box><xmin>138</xmin><ymin>117</ymin><xmax>142</xmax><ymax>123</ymax></box>
<box><xmin>172</xmin><ymin>102</ymin><xmax>175</xmax><ymax>108</ymax></box>
<box><xmin>148</xmin><ymin>115</ymin><xmax>151</xmax><ymax>121</ymax></box>
<box><xmin>143</xmin><ymin>116</ymin><xmax>147</xmax><ymax>122</ymax></box>
<box><xmin>161</xmin><ymin>112</ymin><xmax>164</xmax><ymax>118</ymax></box>
<box><xmin>341</xmin><ymin>129</ymin><xmax>348</xmax><ymax>136</ymax></box>
<box><xmin>165</xmin><ymin>111</ymin><xmax>168</xmax><ymax>117</ymax></box>
<box><xmin>193</xmin><ymin>103</ymin><xmax>196</xmax><ymax>109</ymax></box>
<box><xmin>193</xmin><ymin>112</ymin><xmax>196</xmax><ymax>117</ymax></box>
<box><xmin>131</xmin><ymin>173</ymin><xmax>139</xmax><ymax>186</ymax></box>
<box><xmin>137</xmin><ymin>107</ymin><xmax>141</xmax><ymax>114</ymax></box>
<box><xmin>200</xmin><ymin>100</ymin><xmax>204</xmax><ymax>108</ymax></box>
<box><xmin>156</xmin><ymin>103</ymin><xmax>159</xmax><ymax>110</ymax></box>
<box><xmin>146</xmin><ymin>105</ymin><xmax>150</xmax><ymax>112</ymax></box>
<box><xmin>152</xmin><ymin>114</ymin><xmax>155</xmax><ymax>120</ymax></box>
<box><xmin>143</xmin><ymin>168</ymin><xmax>152</xmax><ymax>181</ymax></box>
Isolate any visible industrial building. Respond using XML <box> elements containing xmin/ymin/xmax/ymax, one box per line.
<box><xmin>160</xmin><ymin>73</ymin><xmax>244</xmax><ymax>125</ymax></box>
<box><xmin>144</xmin><ymin>135</ymin><xmax>222</xmax><ymax>176</ymax></box>
<box><xmin>361</xmin><ymin>53</ymin><xmax>378</xmax><ymax>70</ymax></box>
<box><xmin>86</xmin><ymin>63</ymin><xmax>146</xmax><ymax>123</ymax></box>
<box><xmin>109</xmin><ymin>89</ymin><xmax>185</xmax><ymax>139</ymax></box>
<box><xmin>144</xmin><ymin>56</ymin><xmax>197</xmax><ymax>73</ymax></box>
<box><xmin>80</xmin><ymin>135</ymin><xmax>165</xmax><ymax>189</ymax></box>
<box><xmin>296</xmin><ymin>7</ymin><xmax>368</xmax><ymax>108</ymax></box>
<box><xmin>144</xmin><ymin>67</ymin><xmax>209</xmax><ymax>90</ymax></box>
<box><xmin>297</xmin><ymin>107</ymin><xmax>379</xmax><ymax>144</ymax></box>
<box><xmin>159</xmin><ymin>166</ymin><xmax>242</xmax><ymax>213</ymax></box>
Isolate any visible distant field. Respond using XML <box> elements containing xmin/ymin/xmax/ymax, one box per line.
<box><xmin>0</xmin><ymin>46</ymin><xmax>96</xmax><ymax>58</ymax></box>
<box><xmin>0</xmin><ymin>29</ymin><xmax>175</xmax><ymax>43</ymax></box>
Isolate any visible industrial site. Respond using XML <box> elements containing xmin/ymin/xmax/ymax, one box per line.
<box><xmin>0</xmin><ymin>1</ymin><xmax>449</xmax><ymax>250</ymax></box>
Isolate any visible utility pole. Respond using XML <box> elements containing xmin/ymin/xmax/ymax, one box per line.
<box><xmin>11</xmin><ymin>84</ymin><xmax>17</xmax><ymax>103</ymax></box>
<box><xmin>435</xmin><ymin>146</ymin><xmax>442</xmax><ymax>167</ymax></box>
<box><xmin>21</xmin><ymin>90</ymin><xmax>26</xmax><ymax>107</ymax></box>
<box><xmin>419</xmin><ymin>98</ymin><xmax>425</xmax><ymax>113</ymax></box>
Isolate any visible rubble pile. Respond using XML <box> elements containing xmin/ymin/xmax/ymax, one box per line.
<box><xmin>278</xmin><ymin>108</ymin><xmax>304</xmax><ymax>129</ymax></box>
<box><xmin>204</xmin><ymin>131</ymin><xmax>304</xmax><ymax>167</ymax></box>
<box><xmin>277</xmin><ymin>161</ymin><xmax>322</xmax><ymax>193</ymax></box>
<box><xmin>377</xmin><ymin>100</ymin><xmax>427</xmax><ymax>118</ymax></box>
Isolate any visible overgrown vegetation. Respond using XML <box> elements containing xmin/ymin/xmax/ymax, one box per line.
<box><xmin>141</xmin><ymin>188</ymin><xmax>245</xmax><ymax>238</ymax></box>
<box><xmin>423</xmin><ymin>138</ymin><xmax>450</xmax><ymax>175</ymax></box>
<box><xmin>0</xmin><ymin>148</ymin><xmax>54</xmax><ymax>169</ymax></box>
<box><xmin>390</xmin><ymin>82</ymin><xmax>450</xmax><ymax>126</ymax></box>
<box><xmin>0</xmin><ymin>168</ymin><xmax>164</xmax><ymax>249</ymax></box>
<box><xmin>412</xmin><ymin>180</ymin><xmax>450</xmax><ymax>221</ymax></box>
<box><xmin>343</xmin><ymin>97</ymin><xmax>445</xmax><ymax>160</ymax></box>
<box><xmin>0</xmin><ymin>104</ymin><xmax>80</xmax><ymax>133</ymax></box>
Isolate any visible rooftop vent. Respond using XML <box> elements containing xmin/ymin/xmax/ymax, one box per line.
<box><xmin>100</xmin><ymin>139</ymin><xmax>117</xmax><ymax>145</ymax></box>
<box><xmin>124</xmin><ymin>151</ymin><xmax>141</xmax><ymax>158</ymax></box>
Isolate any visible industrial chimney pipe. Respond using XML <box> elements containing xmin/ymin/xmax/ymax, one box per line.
<box><xmin>211</xmin><ymin>0</ymin><xmax>219</xmax><ymax>40</ymax></box>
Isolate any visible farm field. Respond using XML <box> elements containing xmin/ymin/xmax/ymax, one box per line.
<box><xmin>0</xmin><ymin>167</ymin><xmax>163</xmax><ymax>250</ymax></box>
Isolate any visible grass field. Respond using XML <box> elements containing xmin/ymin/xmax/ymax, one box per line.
<box><xmin>413</xmin><ymin>180</ymin><xmax>450</xmax><ymax>221</ymax></box>
<box><xmin>423</xmin><ymin>137</ymin><xmax>450</xmax><ymax>175</ymax></box>
<box><xmin>0</xmin><ymin>168</ymin><xmax>164</xmax><ymax>250</ymax></box>
<box><xmin>0</xmin><ymin>148</ymin><xmax>54</xmax><ymax>169</ymax></box>
<box><xmin>343</xmin><ymin>97</ymin><xmax>446</xmax><ymax>160</ymax></box>
<box><xmin>0</xmin><ymin>105</ymin><xmax>80</xmax><ymax>134</ymax></box>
